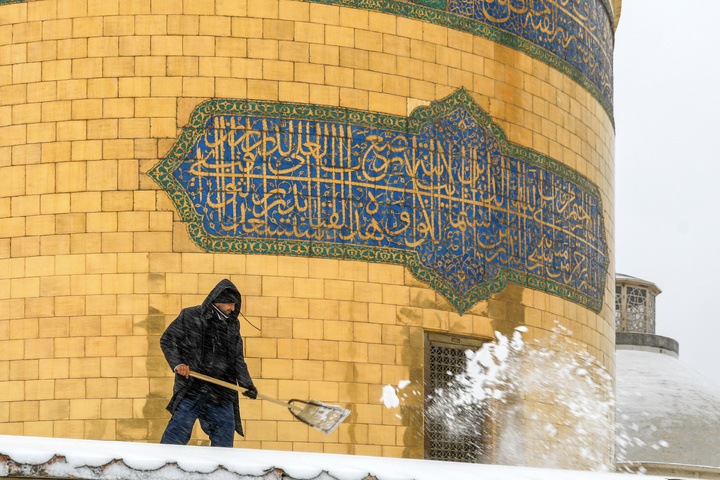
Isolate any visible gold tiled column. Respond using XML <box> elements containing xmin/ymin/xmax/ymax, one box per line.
<box><xmin>1</xmin><ymin>0</ymin><xmax>617</xmax><ymax>469</ymax></box>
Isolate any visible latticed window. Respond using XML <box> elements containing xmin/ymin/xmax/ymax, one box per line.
<box><xmin>615</xmin><ymin>276</ymin><xmax>659</xmax><ymax>334</ymax></box>
<box><xmin>425</xmin><ymin>333</ymin><xmax>487</xmax><ymax>463</ymax></box>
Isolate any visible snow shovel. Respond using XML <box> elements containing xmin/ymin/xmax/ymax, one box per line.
<box><xmin>188</xmin><ymin>371</ymin><xmax>350</xmax><ymax>435</ymax></box>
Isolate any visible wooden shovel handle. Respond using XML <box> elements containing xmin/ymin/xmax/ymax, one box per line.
<box><xmin>188</xmin><ymin>371</ymin><xmax>287</xmax><ymax>407</ymax></box>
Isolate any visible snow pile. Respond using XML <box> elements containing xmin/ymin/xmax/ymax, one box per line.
<box><xmin>385</xmin><ymin>324</ymin><xmax>629</xmax><ymax>471</ymax></box>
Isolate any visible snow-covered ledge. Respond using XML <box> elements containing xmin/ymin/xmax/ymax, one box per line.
<box><xmin>0</xmin><ymin>435</ymin><xmax>674</xmax><ymax>480</ymax></box>
<box><xmin>618</xmin><ymin>462</ymin><xmax>720</xmax><ymax>479</ymax></box>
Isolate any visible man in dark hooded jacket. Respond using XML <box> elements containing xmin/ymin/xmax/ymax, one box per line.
<box><xmin>160</xmin><ymin>279</ymin><xmax>257</xmax><ymax>447</ymax></box>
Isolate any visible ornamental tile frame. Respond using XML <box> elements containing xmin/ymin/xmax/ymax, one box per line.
<box><xmin>0</xmin><ymin>0</ymin><xmax>616</xmax><ymax>119</ymax></box>
<box><xmin>149</xmin><ymin>89</ymin><xmax>609</xmax><ymax>314</ymax></box>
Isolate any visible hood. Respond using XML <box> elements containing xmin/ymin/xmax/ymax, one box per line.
<box><xmin>202</xmin><ymin>279</ymin><xmax>242</xmax><ymax>312</ymax></box>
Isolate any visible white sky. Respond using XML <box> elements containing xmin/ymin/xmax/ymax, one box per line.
<box><xmin>614</xmin><ymin>0</ymin><xmax>720</xmax><ymax>387</ymax></box>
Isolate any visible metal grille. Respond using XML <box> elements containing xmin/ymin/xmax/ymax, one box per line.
<box><xmin>425</xmin><ymin>342</ymin><xmax>484</xmax><ymax>462</ymax></box>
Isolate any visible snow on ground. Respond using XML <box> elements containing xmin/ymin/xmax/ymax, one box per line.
<box><xmin>0</xmin><ymin>435</ymin><xmax>675</xmax><ymax>480</ymax></box>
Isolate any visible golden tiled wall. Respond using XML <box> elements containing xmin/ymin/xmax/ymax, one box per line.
<box><xmin>0</xmin><ymin>0</ymin><xmax>617</xmax><ymax>468</ymax></box>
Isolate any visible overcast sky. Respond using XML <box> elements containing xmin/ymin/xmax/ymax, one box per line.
<box><xmin>614</xmin><ymin>0</ymin><xmax>720</xmax><ymax>387</ymax></box>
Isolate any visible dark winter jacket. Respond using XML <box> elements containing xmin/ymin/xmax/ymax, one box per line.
<box><xmin>160</xmin><ymin>279</ymin><xmax>254</xmax><ymax>436</ymax></box>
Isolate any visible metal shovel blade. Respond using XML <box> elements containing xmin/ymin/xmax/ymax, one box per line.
<box><xmin>188</xmin><ymin>371</ymin><xmax>351</xmax><ymax>434</ymax></box>
<box><xmin>288</xmin><ymin>399</ymin><xmax>351</xmax><ymax>435</ymax></box>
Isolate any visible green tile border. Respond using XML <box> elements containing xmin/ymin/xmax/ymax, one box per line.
<box><xmin>149</xmin><ymin>88</ymin><xmax>609</xmax><ymax>314</ymax></box>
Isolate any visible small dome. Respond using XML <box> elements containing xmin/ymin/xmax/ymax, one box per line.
<box><xmin>616</xmin><ymin>348</ymin><xmax>720</xmax><ymax>467</ymax></box>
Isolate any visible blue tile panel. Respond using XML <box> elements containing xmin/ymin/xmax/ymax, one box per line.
<box><xmin>445</xmin><ymin>0</ymin><xmax>613</xmax><ymax>106</ymax></box>
<box><xmin>149</xmin><ymin>90</ymin><xmax>608</xmax><ymax>313</ymax></box>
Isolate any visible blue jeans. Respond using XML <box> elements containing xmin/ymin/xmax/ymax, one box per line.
<box><xmin>161</xmin><ymin>393</ymin><xmax>235</xmax><ymax>447</ymax></box>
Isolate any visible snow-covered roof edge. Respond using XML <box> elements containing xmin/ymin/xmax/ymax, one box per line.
<box><xmin>0</xmin><ymin>435</ymin><xmax>680</xmax><ymax>480</ymax></box>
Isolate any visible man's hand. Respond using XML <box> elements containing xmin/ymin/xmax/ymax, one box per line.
<box><xmin>243</xmin><ymin>385</ymin><xmax>258</xmax><ymax>399</ymax></box>
<box><xmin>174</xmin><ymin>364</ymin><xmax>190</xmax><ymax>378</ymax></box>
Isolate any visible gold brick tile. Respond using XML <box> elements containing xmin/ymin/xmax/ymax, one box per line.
<box><xmin>85</xmin><ymin>336</ymin><xmax>117</xmax><ymax>357</ymax></box>
<box><xmin>294</xmin><ymin>62</ymin><xmax>323</xmax><ymax>84</ymax></box>
<box><xmin>87</xmin><ymin>0</ymin><xmax>118</xmax><ymax>16</ymax></box>
<box><xmin>339</xmin><ymin>87</ymin><xmax>367</xmax><ymax>110</ymax></box>
<box><xmin>309</xmin><ymin>2</ymin><xmax>339</xmax><ymax>25</ymax></box>
<box><xmin>119</xmin><ymin>36</ymin><xmax>150</xmax><ymax>57</ymax></box>
<box><xmin>10</xmin><ymin>359</ymin><xmax>38</xmax><ymax>381</ymax></box>
<box><xmin>366</xmin><ymin>304</ymin><xmax>395</xmax><ymax>326</ymax></box>
<box><xmin>69</xmin><ymin>233</ymin><xmax>101</xmax><ymax>254</ymax></box>
<box><xmin>3</xmin><ymin>379</ymin><xmax>24</xmax><ymax>401</ymax></box>
<box><xmin>87</xmin><ymin>36</ymin><xmax>119</xmax><ymax>58</ymax></box>
<box><xmin>117</xmin><ymin>377</ymin><xmax>149</xmax><ymax>398</ymax></box>
<box><xmin>278</xmin><ymin>82</ymin><xmax>310</xmax><ymax>103</ymax></box>
<box><xmin>292</xmin><ymin>359</ymin><xmax>323</xmax><ymax>381</ymax></box>
<box><xmin>27</xmin><ymin>122</ymin><xmax>56</xmax><ymax>144</ymax></box>
<box><xmin>85</xmin><ymin>295</ymin><xmax>118</xmax><ymax>315</ymax></box>
<box><xmin>10</xmin><ymin>400</ymin><xmax>40</xmax><ymax>422</ymax></box>
<box><xmin>353</xmin><ymin>322</ymin><xmax>381</xmax><ymax>344</ymax></box>
<box><xmin>368</xmin><ymin>343</ymin><xmax>396</xmax><ymax>365</ymax></box>
<box><xmin>353</xmin><ymin>403</ymin><xmax>382</xmax><ymax>424</ymax></box>
<box><xmin>276</xmin><ymin>419</ymin><xmax>309</xmax><ymax>442</ymax></box>
<box><xmin>10</xmin><ymin>196</ymin><xmax>39</xmax><ymax>217</ymax></box>
<box><xmin>70</xmin><ymin>398</ymin><xmax>101</xmax><ymax>420</ymax></box>
<box><xmin>148</xmin><ymin>252</ymin><xmax>181</xmax><ymax>272</ymax></box>
<box><xmin>38</xmin><ymin>317</ymin><xmax>70</xmax><ymax>338</ymax></box>
<box><xmin>92</xmin><ymin>65</ymin><xmax>127</xmax><ymax>91</ymax></box>
<box><xmin>69</xmin><ymin>191</ymin><xmax>100</xmax><ymax>213</ymax></box>
<box><xmin>85</xmin><ymin>419</ymin><xmax>117</xmax><ymax>440</ymax></box>
<box><xmin>11</xmin><ymin>103</ymin><xmax>41</xmax><ymax>126</ymax></box>
<box><xmin>246</xmin><ymin>0</ymin><xmax>277</xmax><ymax>18</ymax></box>
<box><xmin>53</xmin><ymin>419</ymin><xmax>84</xmax><ymax>438</ymax></box>
<box><xmin>338</xmin><ymin>341</ymin><xmax>368</xmax><ymax>363</ymax></box>
<box><xmin>292</xmin><ymin>21</ymin><xmax>322</xmax><ymax>45</ymax></box>
<box><xmin>291</xmin><ymin>277</ymin><xmax>322</xmax><ymax>300</ymax></box>
<box><xmin>69</xmin><ymin>356</ymin><xmax>100</xmax><ymax>378</ymax></box>
<box><xmin>199</xmin><ymin>16</ymin><xmax>231</xmax><ymax>37</ymax></box>
<box><xmin>277</xmin><ymin>297</ymin><xmax>309</xmax><ymax>319</ymax></box>
<box><xmin>181</xmin><ymin>77</ymin><xmax>213</xmax><ymax>97</ymax></box>
<box><xmin>323</xmin><ymin>279</ymin><xmax>352</xmax><ymax>301</ymax></box>
<box><xmin>262</xmin><ymin>59</ymin><xmax>294</xmax><ymax>82</ymax></box>
<box><xmin>198</xmin><ymin>57</ymin><xmax>231</xmax><ymax>77</ymax></box>
<box><xmin>38</xmin><ymin>398</ymin><xmax>71</xmax><ymax>421</ymax></box>
<box><xmin>55</xmin><ymin>378</ymin><xmax>86</xmax><ymax>399</ymax></box>
<box><xmin>323</xmin><ymin>360</ymin><xmax>352</xmax><ymax>382</ymax></box>
<box><xmin>117</xmin><ymin>211</ymin><xmax>149</xmax><ymax>232</ymax></box>
<box><xmin>99</xmin><ymin>356</ymin><xmax>131</xmax><ymax>380</ymax></box>
<box><xmin>261</xmin><ymin>358</ymin><xmax>293</xmax><ymax>379</ymax></box>
<box><xmin>23</xmin><ymin>421</ymin><xmax>54</xmax><ymax>437</ymax></box>
<box><xmin>11</xmin><ymin>276</ymin><xmax>41</xmax><ymax>297</ymax></box>
<box><xmin>336</xmin><ymin>301</ymin><xmax>366</xmax><ymax>323</ymax></box>
<box><xmin>135</xmin><ymin>97</ymin><xmax>176</xmax><ymax>117</ymax></box>
<box><xmin>246</xmin><ymin>38</ymin><xmax>281</xmax><ymax>61</ymax></box>
<box><xmin>134</xmin><ymin>231</ymin><xmax>172</xmax><ymax>252</ymax></box>
<box><xmin>149</xmin><ymin>77</ymin><xmax>182</xmax><ymax>97</ymax></box>
<box><xmin>101</xmin><ymin>232</ymin><xmax>133</xmax><ymax>252</ymax></box>
<box><xmin>230</xmin><ymin>16</ymin><xmax>261</xmax><ymax>40</ymax></box>
<box><xmin>86</xmin><ymin>212</ymin><xmax>118</xmax><ymax>233</ymax></box>
<box><xmin>24</xmin><ymin>297</ymin><xmax>54</xmax><ymax>321</ymax></box>
<box><xmin>0</xmin><ymin>124</ymin><xmax>26</xmax><ymax>148</ymax></box>
<box><xmin>307</xmin><ymin>339</ymin><xmax>338</xmax><ymax>361</ymax></box>
<box><xmin>318</xmin><ymin>316</ymin><xmax>353</xmax><ymax>342</ymax></box>
<box><xmin>104</xmin><ymin>15</ymin><xmax>135</xmax><ymax>36</ymax></box>
<box><xmin>117</xmin><ymin>335</ymin><xmax>148</xmax><ymax>356</ymax></box>
<box><xmin>291</xmin><ymin>318</ymin><xmax>322</xmax><ymax>340</ymax></box>
<box><xmin>353</xmin><ymin>282</ymin><xmax>381</xmax><ymax>304</ymax></box>
<box><xmin>54</xmin><ymin>296</ymin><xmax>86</xmax><ymax>317</ymax></box>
